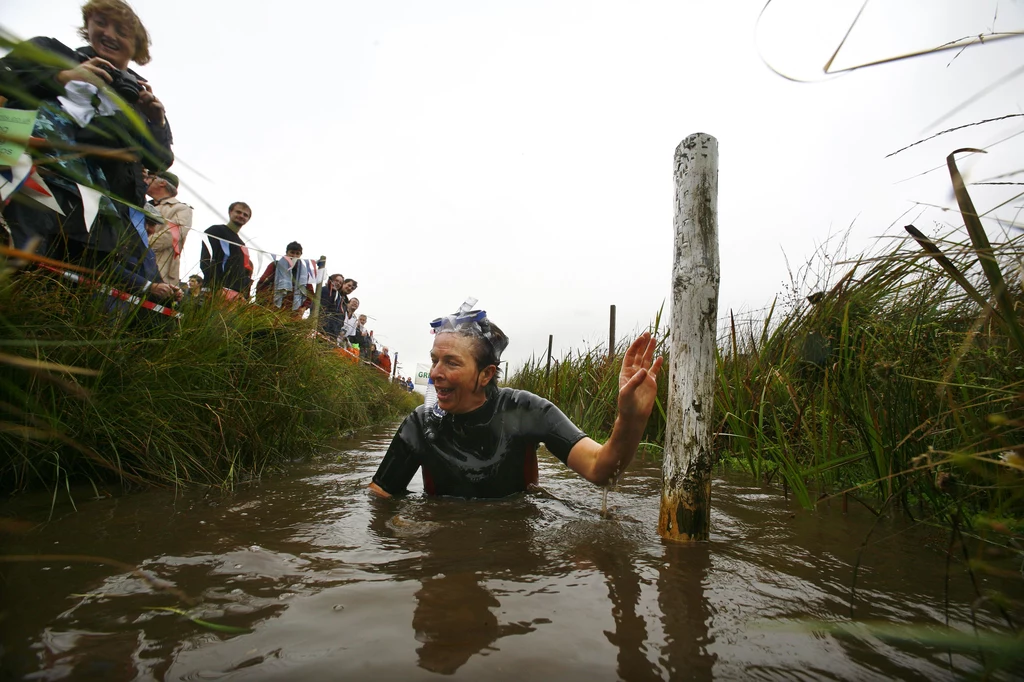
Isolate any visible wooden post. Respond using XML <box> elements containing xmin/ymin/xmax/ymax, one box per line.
<box><xmin>659</xmin><ymin>133</ymin><xmax>720</xmax><ymax>543</ymax></box>
<box><xmin>311</xmin><ymin>255</ymin><xmax>326</xmax><ymax>321</ymax></box>
<box><xmin>545</xmin><ymin>334</ymin><xmax>553</xmax><ymax>381</ymax></box>
<box><xmin>608</xmin><ymin>304</ymin><xmax>616</xmax><ymax>358</ymax></box>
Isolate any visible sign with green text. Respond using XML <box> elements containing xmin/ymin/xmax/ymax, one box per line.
<box><xmin>0</xmin><ymin>109</ymin><xmax>38</xmax><ymax>167</ymax></box>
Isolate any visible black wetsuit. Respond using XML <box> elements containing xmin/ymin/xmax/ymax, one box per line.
<box><xmin>372</xmin><ymin>388</ymin><xmax>587</xmax><ymax>498</ymax></box>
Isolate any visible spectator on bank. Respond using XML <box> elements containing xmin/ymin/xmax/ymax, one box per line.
<box><xmin>182</xmin><ymin>273</ymin><xmax>203</xmax><ymax>302</ymax></box>
<box><xmin>340</xmin><ymin>278</ymin><xmax>358</xmax><ymax>311</ymax></box>
<box><xmin>256</xmin><ymin>241</ymin><xmax>315</xmax><ymax>314</ymax></box>
<box><xmin>340</xmin><ymin>298</ymin><xmax>360</xmax><ymax>348</ymax></box>
<box><xmin>406</xmin><ymin>377</ymin><xmax>415</xmax><ymax>392</ymax></box>
<box><xmin>141</xmin><ymin>205</ymin><xmax>181</xmax><ymax>302</ymax></box>
<box><xmin>0</xmin><ymin>0</ymin><xmax>174</xmax><ymax>297</ymax></box>
<box><xmin>348</xmin><ymin>314</ymin><xmax>369</xmax><ymax>353</ymax></box>
<box><xmin>200</xmin><ymin>202</ymin><xmax>253</xmax><ymax>298</ymax></box>
<box><xmin>378</xmin><ymin>346</ymin><xmax>392</xmax><ymax>375</ymax></box>
<box><xmin>144</xmin><ymin>169</ymin><xmax>192</xmax><ymax>287</ymax></box>
<box><xmin>319</xmin><ymin>273</ymin><xmax>345</xmax><ymax>339</ymax></box>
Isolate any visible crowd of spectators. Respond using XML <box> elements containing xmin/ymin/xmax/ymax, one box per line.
<box><xmin>0</xmin><ymin>0</ymin><xmax>402</xmax><ymax>378</ymax></box>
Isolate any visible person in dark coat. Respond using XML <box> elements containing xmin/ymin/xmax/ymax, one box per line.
<box><xmin>0</xmin><ymin>0</ymin><xmax>176</xmax><ymax>300</ymax></box>
<box><xmin>199</xmin><ymin>202</ymin><xmax>253</xmax><ymax>297</ymax></box>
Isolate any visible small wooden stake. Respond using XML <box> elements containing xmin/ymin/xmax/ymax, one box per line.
<box><xmin>545</xmin><ymin>334</ymin><xmax>553</xmax><ymax>381</ymax></box>
<box><xmin>659</xmin><ymin>133</ymin><xmax>720</xmax><ymax>543</ymax></box>
<box><xmin>609</xmin><ymin>304</ymin><xmax>617</xmax><ymax>358</ymax></box>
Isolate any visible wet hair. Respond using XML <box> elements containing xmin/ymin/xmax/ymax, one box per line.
<box><xmin>446</xmin><ymin>320</ymin><xmax>508</xmax><ymax>397</ymax></box>
<box><xmin>228</xmin><ymin>201</ymin><xmax>251</xmax><ymax>214</ymax></box>
<box><xmin>286</xmin><ymin>241</ymin><xmax>302</xmax><ymax>254</ymax></box>
<box><xmin>79</xmin><ymin>0</ymin><xmax>152</xmax><ymax>65</ymax></box>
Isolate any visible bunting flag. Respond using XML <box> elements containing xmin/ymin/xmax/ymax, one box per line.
<box><xmin>18</xmin><ymin>168</ymin><xmax>64</xmax><ymax>215</ymax></box>
<box><xmin>77</xmin><ymin>183</ymin><xmax>103</xmax><ymax>233</ymax></box>
<box><xmin>128</xmin><ymin>207</ymin><xmax>150</xmax><ymax>247</ymax></box>
<box><xmin>0</xmin><ymin>152</ymin><xmax>34</xmax><ymax>203</ymax></box>
<box><xmin>167</xmin><ymin>223</ymin><xmax>183</xmax><ymax>257</ymax></box>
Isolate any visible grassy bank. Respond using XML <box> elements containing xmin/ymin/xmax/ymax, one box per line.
<box><xmin>0</xmin><ymin>260</ymin><xmax>419</xmax><ymax>494</ymax></box>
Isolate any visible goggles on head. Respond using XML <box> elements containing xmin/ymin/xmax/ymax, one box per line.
<box><xmin>429</xmin><ymin>298</ymin><xmax>508</xmax><ymax>364</ymax></box>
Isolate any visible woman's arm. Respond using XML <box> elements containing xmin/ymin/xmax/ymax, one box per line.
<box><xmin>566</xmin><ymin>331</ymin><xmax>664</xmax><ymax>485</ymax></box>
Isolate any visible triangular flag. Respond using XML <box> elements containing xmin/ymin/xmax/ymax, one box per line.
<box><xmin>77</xmin><ymin>184</ymin><xmax>103</xmax><ymax>233</ymax></box>
<box><xmin>128</xmin><ymin>207</ymin><xmax>149</xmax><ymax>247</ymax></box>
<box><xmin>20</xmin><ymin>170</ymin><xmax>64</xmax><ymax>215</ymax></box>
<box><xmin>0</xmin><ymin>153</ymin><xmax>34</xmax><ymax>203</ymax></box>
<box><xmin>167</xmin><ymin>222</ymin><xmax>182</xmax><ymax>257</ymax></box>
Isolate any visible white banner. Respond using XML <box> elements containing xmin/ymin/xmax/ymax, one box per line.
<box><xmin>415</xmin><ymin>363</ymin><xmax>431</xmax><ymax>386</ymax></box>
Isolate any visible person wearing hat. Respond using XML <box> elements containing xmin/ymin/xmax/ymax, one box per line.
<box><xmin>144</xmin><ymin>168</ymin><xmax>193</xmax><ymax>287</ymax></box>
<box><xmin>369</xmin><ymin>304</ymin><xmax>663</xmax><ymax>499</ymax></box>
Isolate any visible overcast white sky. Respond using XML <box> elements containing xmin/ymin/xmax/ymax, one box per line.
<box><xmin>5</xmin><ymin>0</ymin><xmax>1024</xmax><ymax>377</ymax></box>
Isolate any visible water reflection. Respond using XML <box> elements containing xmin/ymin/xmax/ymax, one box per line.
<box><xmin>658</xmin><ymin>543</ymin><xmax>716</xmax><ymax>682</ymax></box>
<box><xmin>366</xmin><ymin>489</ymin><xmax>717</xmax><ymax>681</ymax></box>
<box><xmin>413</xmin><ymin>572</ymin><xmax>541</xmax><ymax>674</ymax></box>
<box><xmin>367</xmin><ymin>496</ymin><xmax>559</xmax><ymax>675</ymax></box>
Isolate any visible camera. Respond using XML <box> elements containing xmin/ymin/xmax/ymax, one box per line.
<box><xmin>104</xmin><ymin>67</ymin><xmax>141</xmax><ymax>104</ymax></box>
<box><xmin>74</xmin><ymin>51</ymin><xmax>142</xmax><ymax>103</ymax></box>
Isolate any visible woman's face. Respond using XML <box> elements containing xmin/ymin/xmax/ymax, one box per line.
<box><xmin>429</xmin><ymin>333</ymin><xmax>493</xmax><ymax>414</ymax></box>
<box><xmin>86</xmin><ymin>12</ymin><xmax>134</xmax><ymax>70</ymax></box>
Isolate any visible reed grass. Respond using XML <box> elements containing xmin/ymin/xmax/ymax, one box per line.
<box><xmin>0</xmin><ymin>261</ymin><xmax>419</xmax><ymax>494</ymax></box>
<box><xmin>509</xmin><ymin>162</ymin><xmax>1024</xmax><ymax>541</ymax></box>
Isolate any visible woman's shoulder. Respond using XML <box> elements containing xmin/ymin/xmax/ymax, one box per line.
<box><xmin>4</xmin><ymin>37</ymin><xmax>78</xmax><ymax>65</ymax></box>
<box><xmin>495</xmin><ymin>387</ymin><xmax>552</xmax><ymax>409</ymax></box>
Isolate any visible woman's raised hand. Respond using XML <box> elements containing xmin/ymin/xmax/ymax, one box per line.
<box><xmin>617</xmin><ymin>331</ymin><xmax>664</xmax><ymax>423</ymax></box>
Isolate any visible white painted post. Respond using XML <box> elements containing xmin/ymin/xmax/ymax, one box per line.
<box><xmin>660</xmin><ymin>133</ymin><xmax>720</xmax><ymax>542</ymax></box>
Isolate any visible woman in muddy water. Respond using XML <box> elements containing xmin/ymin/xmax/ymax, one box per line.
<box><xmin>369</xmin><ymin>306</ymin><xmax>663</xmax><ymax>498</ymax></box>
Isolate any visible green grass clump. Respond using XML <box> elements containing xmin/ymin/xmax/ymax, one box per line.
<box><xmin>0</xmin><ymin>265</ymin><xmax>419</xmax><ymax>493</ymax></box>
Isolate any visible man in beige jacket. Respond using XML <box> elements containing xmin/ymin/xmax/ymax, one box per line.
<box><xmin>144</xmin><ymin>170</ymin><xmax>193</xmax><ymax>287</ymax></box>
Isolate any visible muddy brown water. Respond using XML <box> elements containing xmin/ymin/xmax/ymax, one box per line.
<box><xmin>1</xmin><ymin>425</ymin><xmax>1021</xmax><ymax>681</ymax></box>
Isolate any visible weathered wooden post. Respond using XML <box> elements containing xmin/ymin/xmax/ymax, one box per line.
<box><xmin>608</xmin><ymin>304</ymin><xmax>617</xmax><ymax>359</ymax></box>
<box><xmin>311</xmin><ymin>255</ymin><xmax>326</xmax><ymax>321</ymax></box>
<box><xmin>659</xmin><ymin>133</ymin><xmax>720</xmax><ymax>543</ymax></box>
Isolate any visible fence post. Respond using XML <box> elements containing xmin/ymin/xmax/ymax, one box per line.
<box><xmin>311</xmin><ymin>255</ymin><xmax>325</xmax><ymax>322</ymax></box>
<box><xmin>545</xmin><ymin>334</ymin><xmax>553</xmax><ymax>382</ymax></box>
<box><xmin>608</xmin><ymin>304</ymin><xmax>616</xmax><ymax>359</ymax></box>
<box><xmin>659</xmin><ymin>133</ymin><xmax>720</xmax><ymax>543</ymax></box>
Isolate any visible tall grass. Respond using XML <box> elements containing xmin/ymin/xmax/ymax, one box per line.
<box><xmin>0</xmin><ymin>259</ymin><xmax>418</xmax><ymax>494</ymax></box>
<box><xmin>509</xmin><ymin>308</ymin><xmax>669</xmax><ymax>447</ymax></box>
<box><xmin>509</xmin><ymin>159</ymin><xmax>1024</xmax><ymax>539</ymax></box>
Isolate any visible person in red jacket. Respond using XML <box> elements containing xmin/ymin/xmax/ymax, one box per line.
<box><xmin>378</xmin><ymin>347</ymin><xmax>392</xmax><ymax>375</ymax></box>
